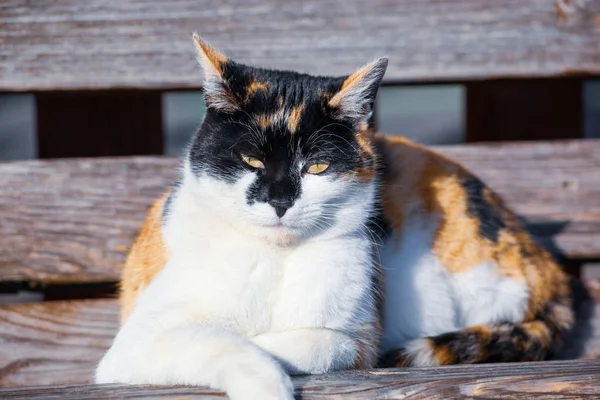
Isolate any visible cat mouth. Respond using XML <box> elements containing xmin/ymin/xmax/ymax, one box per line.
<box><xmin>259</xmin><ymin>221</ymin><xmax>297</xmax><ymax>232</ymax></box>
<box><xmin>262</xmin><ymin>222</ymin><xmax>287</xmax><ymax>229</ymax></box>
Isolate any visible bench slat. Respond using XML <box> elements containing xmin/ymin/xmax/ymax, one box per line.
<box><xmin>0</xmin><ymin>299</ymin><xmax>116</xmax><ymax>387</ymax></box>
<box><xmin>1</xmin><ymin>361</ymin><xmax>599</xmax><ymax>398</ymax></box>
<box><xmin>1</xmin><ymin>140</ymin><xmax>599</xmax><ymax>285</ymax></box>
<box><xmin>0</xmin><ymin>278</ymin><xmax>598</xmax><ymax>388</ymax></box>
<box><xmin>1</xmin><ymin>0</ymin><xmax>599</xmax><ymax>91</ymax></box>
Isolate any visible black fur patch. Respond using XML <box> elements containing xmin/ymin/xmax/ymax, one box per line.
<box><xmin>461</xmin><ymin>176</ymin><xmax>506</xmax><ymax>242</ymax></box>
<box><xmin>431</xmin><ymin>330</ymin><xmax>482</xmax><ymax>364</ymax></box>
<box><xmin>484</xmin><ymin>324</ymin><xmax>533</xmax><ymax>363</ymax></box>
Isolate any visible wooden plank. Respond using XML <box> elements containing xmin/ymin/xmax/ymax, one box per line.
<box><xmin>0</xmin><ymin>157</ymin><xmax>177</xmax><ymax>285</ymax></box>
<box><xmin>0</xmin><ymin>299</ymin><xmax>117</xmax><ymax>387</ymax></box>
<box><xmin>36</xmin><ymin>91</ymin><xmax>164</xmax><ymax>158</ymax></box>
<box><xmin>1</xmin><ymin>140</ymin><xmax>599</xmax><ymax>285</ymax></box>
<box><xmin>0</xmin><ymin>281</ymin><xmax>598</xmax><ymax>387</ymax></box>
<box><xmin>1</xmin><ymin>0</ymin><xmax>600</xmax><ymax>92</ymax></box>
<box><xmin>1</xmin><ymin>359</ymin><xmax>600</xmax><ymax>398</ymax></box>
<box><xmin>1</xmin><ymin>360</ymin><xmax>600</xmax><ymax>399</ymax></box>
<box><xmin>466</xmin><ymin>79</ymin><xmax>583</xmax><ymax>142</ymax></box>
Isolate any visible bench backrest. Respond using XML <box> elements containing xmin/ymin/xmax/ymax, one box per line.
<box><xmin>1</xmin><ymin>0</ymin><xmax>599</xmax><ymax>91</ymax></box>
<box><xmin>1</xmin><ymin>140</ymin><xmax>598</xmax><ymax>287</ymax></box>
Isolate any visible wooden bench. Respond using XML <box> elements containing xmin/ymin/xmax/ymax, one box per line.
<box><xmin>1</xmin><ymin>0</ymin><xmax>600</xmax><ymax>398</ymax></box>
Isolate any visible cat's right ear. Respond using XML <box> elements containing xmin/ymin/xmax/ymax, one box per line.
<box><xmin>193</xmin><ymin>34</ymin><xmax>239</xmax><ymax>113</ymax></box>
<box><xmin>328</xmin><ymin>57</ymin><xmax>388</xmax><ymax>123</ymax></box>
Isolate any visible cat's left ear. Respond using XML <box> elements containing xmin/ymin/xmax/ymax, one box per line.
<box><xmin>329</xmin><ymin>57</ymin><xmax>388</xmax><ymax>122</ymax></box>
<box><xmin>192</xmin><ymin>34</ymin><xmax>239</xmax><ymax>113</ymax></box>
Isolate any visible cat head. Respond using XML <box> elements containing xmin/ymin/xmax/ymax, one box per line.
<box><xmin>185</xmin><ymin>34</ymin><xmax>387</xmax><ymax>244</ymax></box>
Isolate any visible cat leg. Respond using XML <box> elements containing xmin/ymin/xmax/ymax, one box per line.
<box><xmin>252</xmin><ymin>328</ymin><xmax>364</xmax><ymax>374</ymax></box>
<box><xmin>95</xmin><ymin>324</ymin><xmax>294</xmax><ymax>400</ymax></box>
<box><xmin>379</xmin><ymin>318</ymin><xmax>573</xmax><ymax>367</ymax></box>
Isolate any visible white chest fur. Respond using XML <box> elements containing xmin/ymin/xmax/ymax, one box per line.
<box><xmin>135</xmin><ymin>186</ymin><xmax>377</xmax><ymax>339</ymax></box>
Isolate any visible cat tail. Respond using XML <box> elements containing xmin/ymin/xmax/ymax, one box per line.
<box><xmin>379</xmin><ymin>297</ymin><xmax>574</xmax><ymax>367</ymax></box>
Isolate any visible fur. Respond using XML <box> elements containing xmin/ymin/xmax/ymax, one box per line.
<box><xmin>96</xmin><ymin>36</ymin><xmax>574</xmax><ymax>399</ymax></box>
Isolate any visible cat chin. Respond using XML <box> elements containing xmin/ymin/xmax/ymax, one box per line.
<box><xmin>250</xmin><ymin>224</ymin><xmax>301</xmax><ymax>246</ymax></box>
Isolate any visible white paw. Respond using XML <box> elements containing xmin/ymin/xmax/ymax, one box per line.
<box><xmin>223</xmin><ymin>357</ymin><xmax>294</xmax><ymax>400</ymax></box>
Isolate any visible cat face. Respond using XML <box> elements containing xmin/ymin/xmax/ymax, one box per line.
<box><xmin>186</xmin><ymin>35</ymin><xmax>387</xmax><ymax>244</ymax></box>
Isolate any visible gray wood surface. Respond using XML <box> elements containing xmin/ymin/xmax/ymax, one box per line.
<box><xmin>1</xmin><ymin>0</ymin><xmax>600</xmax><ymax>91</ymax></box>
<box><xmin>1</xmin><ymin>140</ymin><xmax>599</xmax><ymax>285</ymax></box>
<box><xmin>0</xmin><ymin>299</ymin><xmax>117</xmax><ymax>387</ymax></box>
<box><xmin>1</xmin><ymin>359</ymin><xmax>599</xmax><ymax>398</ymax></box>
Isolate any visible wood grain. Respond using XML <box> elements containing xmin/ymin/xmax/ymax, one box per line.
<box><xmin>1</xmin><ymin>360</ymin><xmax>600</xmax><ymax>399</ymax></box>
<box><xmin>0</xmin><ymin>299</ymin><xmax>117</xmax><ymax>387</ymax></box>
<box><xmin>0</xmin><ymin>278</ymin><xmax>598</xmax><ymax>389</ymax></box>
<box><xmin>0</xmin><ymin>157</ymin><xmax>178</xmax><ymax>285</ymax></box>
<box><xmin>1</xmin><ymin>0</ymin><xmax>600</xmax><ymax>91</ymax></box>
<box><xmin>1</xmin><ymin>140</ymin><xmax>599</xmax><ymax>285</ymax></box>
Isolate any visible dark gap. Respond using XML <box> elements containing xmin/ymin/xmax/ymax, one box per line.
<box><xmin>36</xmin><ymin>90</ymin><xmax>164</xmax><ymax>158</ymax></box>
<box><xmin>379</xmin><ymin>76</ymin><xmax>588</xmax><ymax>87</ymax></box>
<box><xmin>0</xmin><ymin>281</ymin><xmax>118</xmax><ymax>303</ymax></box>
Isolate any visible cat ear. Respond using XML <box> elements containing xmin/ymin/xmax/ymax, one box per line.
<box><xmin>192</xmin><ymin>34</ymin><xmax>239</xmax><ymax>112</ymax></box>
<box><xmin>328</xmin><ymin>57</ymin><xmax>388</xmax><ymax>122</ymax></box>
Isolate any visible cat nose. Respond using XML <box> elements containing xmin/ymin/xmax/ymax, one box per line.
<box><xmin>273</xmin><ymin>206</ymin><xmax>288</xmax><ymax>218</ymax></box>
<box><xmin>268</xmin><ymin>199</ymin><xmax>294</xmax><ymax>218</ymax></box>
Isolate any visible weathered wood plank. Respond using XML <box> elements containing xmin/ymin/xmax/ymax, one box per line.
<box><xmin>0</xmin><ymin>277</ymin><xmax>598</xmax><ymax>388</ymax></box>
<box><xmin>0</xmin><ymin>299</ymin><xmax>117</xmax><ymax>387</ymax></box>
<box><xmin>1</xmin><ymin>0</ymin><xmax>600</xmax><ymax>91</ymax></box>
<box><xmin>1</xmin><ymin>140</ymin><xmax>599</xmax><ymax>285</ymax></box>
<box><xmin>1</xmin><ymin>360</ymin><xmax>600</xmax><ymax>399</ymax></box>
<box><xmin>0</xmin><ymin>157</ymin><xmax>177</xmax><ymax>284</ymax></box>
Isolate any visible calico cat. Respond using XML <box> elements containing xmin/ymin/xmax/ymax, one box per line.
<box><xmin>95</xmin><ymin>35</ymin><xmax>574</xmax><ymax>399</ymax></box>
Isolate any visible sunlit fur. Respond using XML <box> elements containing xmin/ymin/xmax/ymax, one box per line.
<box><xmin>96</xmin><ymin>36</ymin><xmax>575</xmax><ymax>400</ymax></box>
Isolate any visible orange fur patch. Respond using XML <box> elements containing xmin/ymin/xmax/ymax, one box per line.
<box><xmin>343</xmin><ymin>125</ymin><xmax>377</xmax><ymax>184</ymax></box>
<box><xmin>287</xmin><ymin>104</ymin><xmax>305</xmax><ymax>134</ymax></box>
<box><xmin>120</xmin><ymin>192</ymin><xmax>170</xmax><ymax>325</ymax></box>
<box><xmin>245</xmin><ymin>80</ymin><xmax>270</xmax><ymax>103</ymax></box>
<box><xmin>523</xmin><ymin>320</ymin><xmax>552</xmax><ymax>347</ymax></box>
<box><xmin>329</xmin><ymin>62</ymin><xmax>373</xmax><ymax>109</ymax></box>
<box><xmin>432</xmin><ymin>343</ymin><xmax>456</xmax><ymax>365</ymax></box>
<box><xmin>377</xmin><ymin>136</ymin><xmax>434</xmax><ymax>240</ymax></box>
<box><xmin>356</xmin><ymin>132</ymin><xmax>374</xmax><ymax>158</ymax></box>
<box><xmin>255</xmin><ymin>113</ymin><xmax>273</xmax><ymax>129</ymax></box>
<box><xmin>255</xmin><ymin>109</ymin><xmax>286</xmax><ymax>130</ymax></box>
<box><xmin>193</xmin><ymin>34</ymin><xmax>228</xmax><ymax>76</ymax></box>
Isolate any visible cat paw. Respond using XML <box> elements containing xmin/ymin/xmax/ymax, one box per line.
<box><xmin>223</xmin><ymin>357</ymin><xmax>294</xmax><ymax>400</ymax></box>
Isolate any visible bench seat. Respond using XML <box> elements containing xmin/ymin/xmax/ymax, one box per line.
<box><xmin>0</xmin><ymin>359</ymin><xmax>599</xmax><ymax>398</ymax></box>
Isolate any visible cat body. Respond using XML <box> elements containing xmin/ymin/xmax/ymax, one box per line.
<box><xmin>95</xmin><ymin>35</ymin><xmax>573</xmax><ymax>399</ymax></box>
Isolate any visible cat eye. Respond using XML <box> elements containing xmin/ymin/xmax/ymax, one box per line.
<box><xmin>306</xmin><ymin>162</ymin><xmax>330</xmax><ymax>175</ymax></box>
<box><xmin>242</xmin><ymin>155</ymin><xmax>265</xmax><ymax>169</ymax></box>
